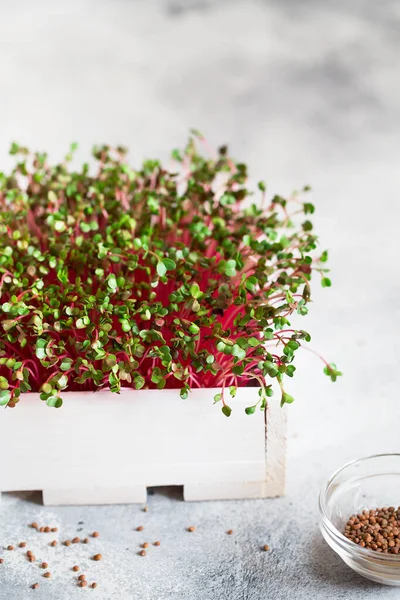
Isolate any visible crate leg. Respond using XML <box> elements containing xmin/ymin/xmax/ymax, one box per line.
<box><xmin>263</xmin><ymin>401</ymin><xmax>287</xmax><ymax>497</ymax></box>
<box><xmin>43</xmin><ymin>486</ymin><xmax>147</xmax><ymax>506</ymax></box>
<box><xmin>184</xmin><ymin>481</ymin><xmax>267</xmax><ymax>501</ymax></box>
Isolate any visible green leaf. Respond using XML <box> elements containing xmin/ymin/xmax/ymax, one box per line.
<box><xmin>107</xmin><ymin>275</ymin><xmax>117</xmax><ymax>290</ymax></box>
<box><xmin>9</xmin><ymin>142</ymin><xmax>20</xmax><ymax>155</ymax></box>
<box><xmin>287</xmin><ymin>340</ymin><xmax>300</xmax><ymax>351</ymax></box>
<box><xmin>221</xmin><ymin>405</ymin><xmax>232</xmax><ymax>417</ymax></box>
<box><xmin>281</xmin><ymin>392</ymin><xmax>295</xmax><ymax>407</ymax></box>
<box><xmin>321</xmin><ymin>277</ymin><xmax>332</xmax><ymax>288</ymax></box>
<box><xmin>190</xmin><ymin>283</ymin><xmax>202</xmax><ymax>298</ymax></box>
<box><xmin>232</xmin><ymin>345</ymin><xmax>246</xmax><ymax>360</ymax></box>
<box><xmin>134</xmin><ymin>375</ymin><xmax>145</xmax><ymax>389</ymax></box>
<box><xmin>180</xmin><ymin>387</ymin><xmax>189</xmax><ymax>399</ymax></box>
<box><xmin>245</xmin><ymin>405</ymin><xmax>256</xmax><ymax>415</ymax></box>
<box><xmin>121</xmin><ymin>320</ymin><xmax>131</xmax><ymax>332</ymax></box>
<box><xmin>162</xmin><ymin>258</ymin><xmax>176</xmax><ymax>271</ymax></box>
<box><xmin>35</xmin><ymin>338</ymin><xmax>48</xmax><ymax>360</ymax></box>
<box><xmin>0</xmin><ymin>389</ymin><xmax>11</xmax><ymax>405</ymax></box>
<box><xmin>245</xmin><ymin>276</ymin><xmax>258</xmax><ymax>293</ymax></box>
<box><xmin>297</xmin><ymin>299</ymin><xmax>308</xmax><ymax>316</ymax></box>
<box><xmin>60</xmin><ymin>358</ymin><xmax>73</xmax><ymax>371</ymax></box>
<box><xmin>76</xmin><ymin>317</ymin><xmax>89</xmax><ymax>329</ymax></box>
<box><xmin>171</xmin><ymin>149</ymin><xmax>183</xmax><ymax>162</ymax></box>
<box><xmin>151</xmin><ymin>367</ymin><xmax>162</xmax><ymax>384</ymax></box>
<box><xmin>323</xmin><ymin>363</ymin><xmax>342</xmax><ymax>382</ymax></box>
<box><xmin>57</xmin><ymin>375</ymin><xmax>68</xmax><ymax>389</ymax></box>
<box><xmin>286</xmin><ymin>365</ymin><xmax>296</xmax><ymax>377</ymax></box>
<box><xmin>54</xmin><ymin>220</ymin><xmax>66</xmax><ymax>232</ymax></box>
<box><xmin>157</xmin><ymin>261</ymin><xmax>167</xmax><ymax>277</ymax></box>
<box><xmin>80</xmin><ymin>222</ymin><xmax>91</xmax><ymax>233</ymax></box>
<box><xmin>46</xmin><ymin>395</ymin><xmax>63</xmax><ymax>408</ymax></box>
<box><xmin>103</xmin><ymin>354</ymin><xmax>117</xmax><ymax>368</ymax></box>
<box><xmin>224</xmin><ymin>259</ymin><xmax>237</xmax><ymax>277</ymax></box>
<box><xmin>320</xmin><ymin>250</ymin><xmax>328</xmax><ymax>263</ymax></box>
<box><xmin>109</xmin><ymin>371</ymin><xmax>120</xmax><ymax>392</ymax></box>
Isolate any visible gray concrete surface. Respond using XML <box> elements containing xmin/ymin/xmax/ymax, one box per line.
<box><xmin>1</xmin><ymin>0</ymin><xmax>400</xmax><ymax>598</ymax></box>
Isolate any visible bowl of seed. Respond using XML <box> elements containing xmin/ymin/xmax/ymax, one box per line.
<box><xmin>319</xmin><ymin>454</ymin><xmax>400</xmax><ymax>585</ymax></box>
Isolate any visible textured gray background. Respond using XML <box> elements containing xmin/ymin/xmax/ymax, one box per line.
<box><xmin>1</xmin><ymin>0</ymin><xmax>400</xmax><ymax>598</ymax></box>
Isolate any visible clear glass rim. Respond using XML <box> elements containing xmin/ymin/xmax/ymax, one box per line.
<box><xmin>319</xmin><ymin>453</ymin><xmax>400</xmax><ymax>562</ymax></box>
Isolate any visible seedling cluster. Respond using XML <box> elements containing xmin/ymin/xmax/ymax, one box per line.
<box><xmin>0</xmin><ymin>133</ymin><xmax>340</xmax><ymax>413</ymax></box>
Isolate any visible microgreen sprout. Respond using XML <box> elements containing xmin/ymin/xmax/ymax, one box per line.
<box><xmin>0</xmin><ymin>134</ymin><xmax>340</xmax><ymax>412</ymax></box>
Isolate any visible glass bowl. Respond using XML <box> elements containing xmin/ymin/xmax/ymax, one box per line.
<box><xmin>319</xmin><ymin>454</ymin><xmax>400</xmax><ymax>586</ymax></box>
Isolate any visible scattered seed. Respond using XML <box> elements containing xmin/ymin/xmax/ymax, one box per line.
<box><xmin>139</xmin><ymin>550</ymin><xmax>146</xmax><ymax>556</ymax></box>
<box><xmin>91</xmin><ymin>582</ymin><xmax>98</xmax><ymax>589</ymax></box>
<box><xmin>78</xmin><ymin>574</ymin><xmax>86</xmax><ymax>581</ymax></box>
<box><xmin>142</xmin><ymin>542</ymin><xmax>149</xmax><ymax>549</ymax></box>
<box><xmin>187</xmin><ymin>526</ymin><xmax>196</xmax><ymax>532</ymax></box>
<box><xmin>30</xmin><ymin>522</ymin><xmax>38</xmax><ymax>529</ymax></box>
<box><xmin>51</xmin><ymin>527</ymin><xmax>58</xmax><ymax>533</ymax></box>
<box><xmin>41</xmin><ymin>562</ymin><xmax>48</xmax><ymax>569</ymax></box>
<box><xmin>64</xmin><ymin>540</ymin><xmax>71</xmax><ymax>546</ymax></box>
<box><xmin>7</xmin><ymin>545</ymin><xmax>14</xmax><ymax>551</ymax></box>
<box><xmin>72</xmin><ymin>537</ymin><xmax>80</xmax><ymax>544</ymax></box>
<box><xmin>92</xmin><ymin>554</ymin><xmax>102</xmax><ymax>561</ymax></box>
<box><xmin>0</xmin><ymin>558</ymin><xmax>4</xmax><ymax>564</ymax></box>
<box><xmin>263</xmin><ymin>545</ymin><xmax>270</xmax><ymax>552</ymax></box>
<box><xmin>26</xmin><ymin>551</ymin><xmax>33</xmax><ymax>557</ymax></box>
<box><xmin>154</xmin><ymin>541</ymin><xmax>161</xmax><ymax>547</ymax></box>
<box><xmin>92</xmin><ymin>532</ymin><xmax>99</xmax><ymax>538</ymax></box>
<box><xmin>39</xmin><ymin>527</ymin><xmax>45</xmax><ymax>533</ymax></box>
<box><xmin>50</xmin><ymin>540</ymin><xmax>57</xmax><ymax>547</ymax></box>
<box><xmin>19</xmin><ymin>542</ymin><xmax>27</xmax><ymax>548</ymax></box>
<box><xmin>72</xmin><ymin>565</ymin><xmax>80</xmax><ymax>572</ymax></box>
<box><xmin>32</xmin><ymin>583</ymin><xmax>39</xmax><ymax>590</ymax></box>
<box><xmin>78</xmin><ymin>580</ymin><xmax>87</xmax><ymax>587</ymax></box>
<box><xmin>227</xmin><ymin>530</ymin><xmax>233</xmax><ymax>535</ymax></box>
<box><xmin>29</xmin><ymin>555</ymin><xmax>36</xmax><ymax>562</ymax></box>
<box><xmin>44</xmin><ymin>527</ymin><xmax>51</xmax><ymax>533</ymax></box>
<box><xmin>82</xmin><ymin>538</ymin><xmax>89</xmax><ymax>544</ymax></box>
<box><xmin>43</xmin><ymin>572</ymin><xmax>51</xmax><ymax>578</ymax></box>
<box><xmin>136</xmin><ymin>526</ymin><xmax>144</xmax><ymax>532</ymax></box>
<box><xmin>143</xmin><ymin>506</ymin><xmax>149</xmax><ymax>512</ymax></box>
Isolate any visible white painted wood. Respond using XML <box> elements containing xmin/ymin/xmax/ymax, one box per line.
<box><xmin>0</xmin><ymin>388</ymin><xmax>286</xmax><ymax>505</ymax></box>
<box><xmin>263</xmin><ymin>399</ymin><xmax>287</xmax><ymax>497</ymax></box>
<box><xmin>43</xmin><ymin>486</ymin><xmax>147</xmax><ymax>506</ymax></box>
<box><xmin>183</xmin><ymin>398</ymin><xmax>287</xmax><ymax>501</ymax></box>
<box><xmin>184</xmin><ymin>481</ymin><xmax>266</xmax><ymax>501</ymax></box>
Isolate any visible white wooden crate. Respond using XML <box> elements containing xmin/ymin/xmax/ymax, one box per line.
<box><xmin>0</xmin><ymin>387</ymin><xmax>286</xmax><ymax>505</ymax></box>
